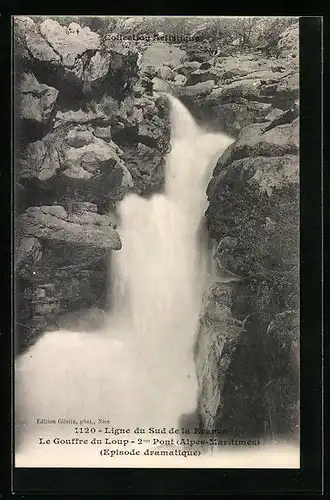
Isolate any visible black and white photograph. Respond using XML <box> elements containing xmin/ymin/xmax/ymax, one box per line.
<box><xmin>13</xmin><ymin>15</ymin><xmax>300</xmax><ymax>468</ymax></box>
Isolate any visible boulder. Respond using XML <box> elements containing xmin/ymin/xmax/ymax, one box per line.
<box><xmin>14</xmin><ymin>17</ymin><xmax>61</xmax><ymax>65</ymax></box>
<box><xmin>19</xmin><ymin>72</ymin><xmax>59</xmax><ymax>124</ymax></box>
<box><xmin>158</xmin><ymin>65</ymin><xmax>173</xmax><ymax>80</ymax></box>
<box><xmin>18</xmin><ymin>139</ymin><xmax>61</xmax><ymax>182</ymax></box>
<box><xmin>40</xmin><ymin>205</ymin><xmax>68</xmax><ymax>218</ymax></box>
<box><xmin>186</xmin><ymin>68</ymin><xmax>222</xmax><ymax>86</ymax></box>
<box><xmin>218</xmin><ymin>78</ymin><xmax>267</xmax><ymax>103</ymax></box>
<box><xmin>15</xmin><ymin>18</ymin><xmax>138</xmax><ymax>93</ymax></box>
<box><xmin>103</xmin><ymin>38</ymin><xmax>138</xmax><ymax>73</ymax></box>
<box><xmin>173</xmin><ymin>61</ymin><xmax>201</xmax><ymax>77</ymax></box>
<box><xmin>214</xmin><ymin>55</ymin><xmax>276</xmax><ymax>82</ymax></box>
<box><xmin>82</xmin><ymin>50</ymin><xmax>111</xmax><ymax>92</ymax></box>
<box><xmin>152</xmin><ymin>77</ymin><xmax>173</xmax><ymax>94</ymax></box>
<box><xmin>141</xmin><ymin>42</ymin><xmax>187</xmax><ymax>70</ymax></box>
<box><xmin>185</xmin><ymin>45</ymin><xmax>213</xmax><ymax>63</ymax></box>
<box><xmin>20</xmin><ymin>206</ymin><xmax>121</xmax><ymax>250</ymax></box>
<box><xmin>18</xmin><ymin>129</ymin><xmax>128</xmax><ymax>187</ymax></box>
<box><xmin>39</xmin><ymin>19</ymin><xmax>100</xmax><ymax>68</ymax></box>
<box><xmin>172</xmin><ymin>74</ymin><xmax>187</xmax><ymax>86</ymax></box>
<box><xmin>208</xmin><ymin>152</ymin><xmax>299</xmax><ymax>279</ymax></box>
<box><xmin>66</xmin><ymin>127</ymin><xmax>94</xmax><ymax>148</ymax></box>
<box><xmin>177</xmin><ymin>80</ymin><xmax>214</xmax><ymax>99</ymax></box>
<box><xmin>93</xmin><ymin>125</ymin><xmax>111</xmax><ymax>141</ymax></box>
<box><xmin>269</xmin><ymin>72</ymin><xmax>299</xmax><ymax>109</ymax></box>
<box><xmin>213</xmin><ymin>119</ymin><xmax>299</xmax><ymax>173</ymax></box>
<box><xmin>136</xmin><ymin>97</ymin><xmax>171</xmax><ymax>151</ymax></box>
<box><xmin>61</xmin><ymin>136</ymin><xmax>125</xmax><ymax>178</ymax></box>
<box><xmin>200</xmin><ymin>100</ymin><xmax>272</xmax><ymax>136</ymax></box>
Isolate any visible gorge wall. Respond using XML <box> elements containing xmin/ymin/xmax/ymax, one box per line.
<box><xmin>179</xmin><ymin>26</ymin><xmax>299</xmax><ymax>441</ymax></box>
<box><xmin>14</xmin><ymin>17</ymin><xmax>171</xmax><ymax>352</ymax></box>
<box><xmin>14</xmin><ymin>17</ymin><xmax>300</xmax><ymax>442</ymax></box>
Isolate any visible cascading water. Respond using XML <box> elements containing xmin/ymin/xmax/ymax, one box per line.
<box><xmin>15</xmin><ymin>96</ymin><xmax>235</xmax><ymax>467</ymax></box>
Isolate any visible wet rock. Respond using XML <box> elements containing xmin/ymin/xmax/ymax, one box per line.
<box><xmin>195</xmin><ymin>282</ymin><xmax>245</xmax><ymax>430</ymax></box>
<box><xmin>137</xmin><ymin>98</ymin><xmax>170</xmax><ymax>150</ymax></box>
<box><xmin>122</xmin><ymin>142</ymin><xmax>166</xmax><ymax>195</ymax></box>
<box><xmin>259</xmin><ymin>310</ymin><xmax>300</xmax><ymax>437</ymax></box>
<box><xmin>56</xmin><ymin>307</ymin><xmax>107</xmax><ymax>332</ymax></box>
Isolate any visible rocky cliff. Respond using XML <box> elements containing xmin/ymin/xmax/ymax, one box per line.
<box><xmin>187</xmin><ymin>24</ymin><xmax>300</xmax><ymax>441</ymax></box>
<box><xmin>14</xmin><ymin>17</ymin><xmax>171</xmax><ymax>352</ymax></box>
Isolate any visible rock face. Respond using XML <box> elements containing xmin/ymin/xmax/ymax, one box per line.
<box><xmin>196</xmin><ymin>112</ymin><xmax>299</xmax><ymax>440</ymax></box>
<box><xmin>192</xmin><ymin>24</ymin><xmax>300</xmax><ymax>440</ymax></box>
<box><xmin>14</xmin><ymin>17</ymin><xmax>171</xmax><ymax>352</ymax></box>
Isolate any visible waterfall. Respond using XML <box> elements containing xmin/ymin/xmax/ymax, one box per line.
<box><xmin>15</xmin><ymin>96</ymin><xmax>235</xmax><ymax>466</ymax></box>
